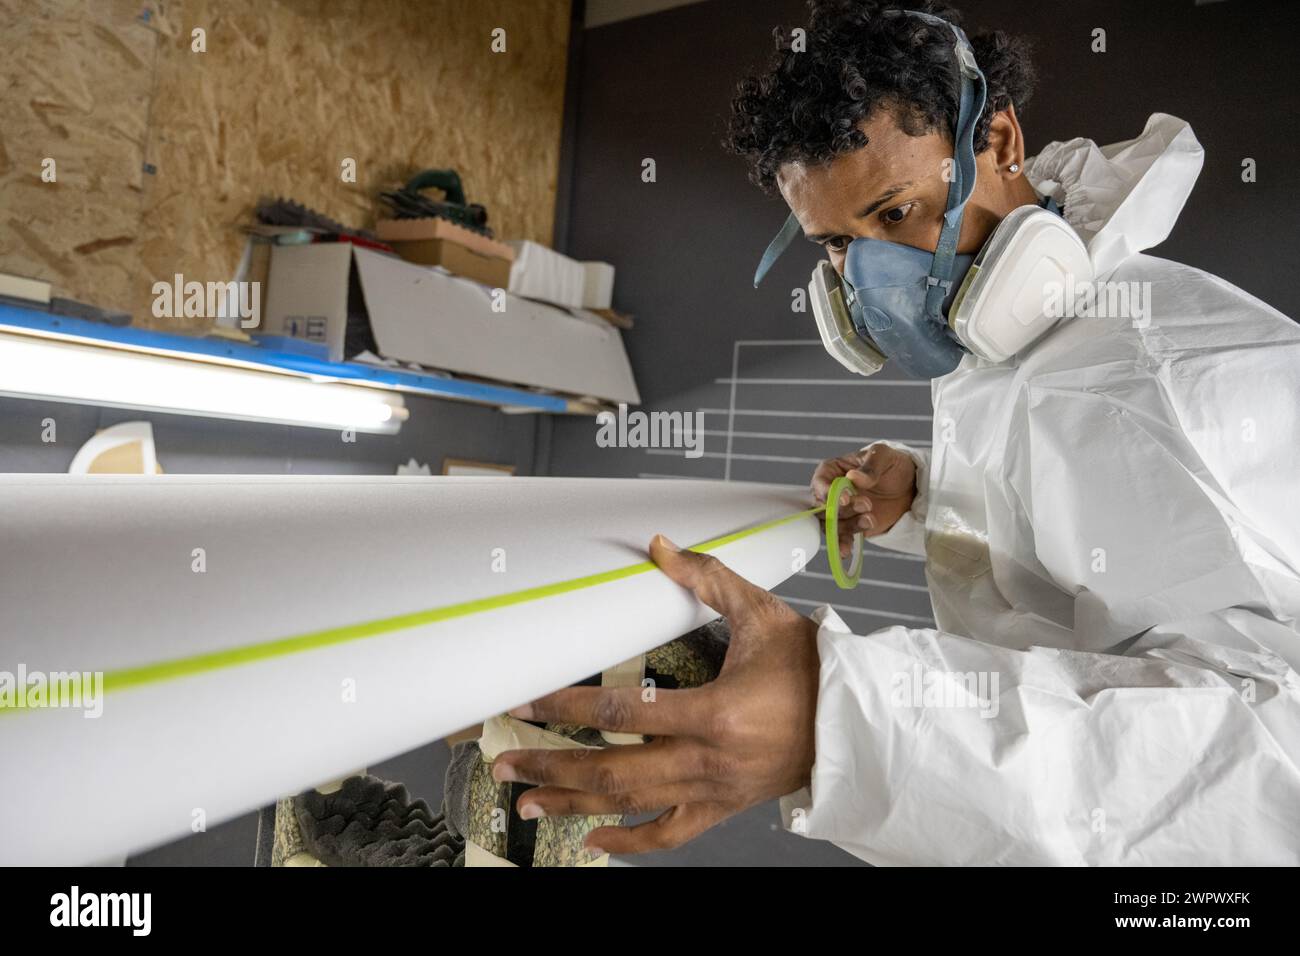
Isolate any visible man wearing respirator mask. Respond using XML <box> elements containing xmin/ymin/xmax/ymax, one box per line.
<box><xmin>492</xmin><ymin>0</ymin><xmax>1300</xmax><ymax>864</ymax></box>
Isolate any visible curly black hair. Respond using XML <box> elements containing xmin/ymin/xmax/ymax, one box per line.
<box><xmin>726</xmin><ymin>0</ymin><xmax>1038</xmax><ymax>193</ymax></box>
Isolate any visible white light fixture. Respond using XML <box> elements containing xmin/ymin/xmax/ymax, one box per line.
<box><xmin>0</xmin><ymin>331</ymin><xmax>407</xmax><ymax>434</ymax></box>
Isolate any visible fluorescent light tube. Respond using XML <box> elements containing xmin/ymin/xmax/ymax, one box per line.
<box><xmin>0</xmin><ymin>332</ymin><xmax>407</xmax><ymax>434</ymax></box>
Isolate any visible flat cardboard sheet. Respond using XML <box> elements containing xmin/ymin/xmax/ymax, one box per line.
<box><xmin>354</xmin><ymin>247</ymin><xmax>640</xmax><ymax>404</ymax></box>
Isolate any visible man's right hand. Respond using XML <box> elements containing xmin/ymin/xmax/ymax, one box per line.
<box><xmin>810</xmin><ymin>444</ymin><xmax>917</xmax><ymax>557</ymax></box>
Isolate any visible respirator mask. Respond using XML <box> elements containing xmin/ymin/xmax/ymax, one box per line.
<box><xmin>752</xmin><ymin>10</ymin><xmax>1093</xmax><ymax>379</ymax></box>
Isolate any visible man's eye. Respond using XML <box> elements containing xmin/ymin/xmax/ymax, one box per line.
<box><xmin>825</xmin><ymin>236</ymin><xmax>850</xmax><ymax>252</ymax></box>
<box><xmin>881</xmin><ymin>203</ymin><xmax>915</xmax><ymax>226</ymax></box>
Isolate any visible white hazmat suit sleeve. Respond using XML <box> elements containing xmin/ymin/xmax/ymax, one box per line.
<box><xmin>782</xmin><ymin>605</ymin><xmax>1300</xmax><ymax>865</ymax></box>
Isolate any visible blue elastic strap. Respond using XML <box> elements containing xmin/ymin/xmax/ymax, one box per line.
<box><xmin>753</xmin><ymin>210</ymin><xmax>802</xmax><ymax>287</ymax></box>
<box><xmin>904</xmin><ymin>11</ymin><xmax>987</xmax><ymax>318</ymax></box>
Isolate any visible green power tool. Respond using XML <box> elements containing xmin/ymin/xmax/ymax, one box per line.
<box><xmin>379</xmin><ymin>169</ymin><xmax>493</xmax><ymax>237</ymax></box>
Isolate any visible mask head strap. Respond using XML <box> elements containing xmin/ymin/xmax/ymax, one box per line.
<box><xmin>903</xmin><ymin>10</ymin><xmax>987</xmax><ymax>317</ymax></box>
<box><xmin>753</xmin><ymin>210</ymin><xmax>802</xmax><ymax>288</ymax></box>
<box><xmin>752</xmin><ymin>10</ymin><xmax>988</xmax><ymax>294</ymax></box>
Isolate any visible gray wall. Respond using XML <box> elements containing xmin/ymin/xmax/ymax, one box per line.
<box><xmin>545</xmin><ymin>0</ymin><xmax>1299</xmax><ymax>864</ymax></box>
<box><xmin>553</xmin><ymin>0</ymin><xmax>1298</xmax><ymax>484</ymax></box>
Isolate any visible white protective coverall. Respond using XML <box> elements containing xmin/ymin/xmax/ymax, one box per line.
<box><xmin>783</xmin><ymin>113</ymin><xmax>1300</xmax><ymax>864</ymax></box>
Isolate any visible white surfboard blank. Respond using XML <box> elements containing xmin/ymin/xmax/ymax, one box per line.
<box><xmin>0</xmin><ymin>475</ymin><xmax>819</xmax><ymax>865</ymax></box>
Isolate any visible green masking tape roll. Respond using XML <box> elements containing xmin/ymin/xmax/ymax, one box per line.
<box><xmin>826</xmin><ymin>475</ymin><xmax>863</xmax><ymax>590</ymax></box>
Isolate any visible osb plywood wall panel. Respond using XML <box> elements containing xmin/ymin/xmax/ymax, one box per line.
<box><xmin>0</xmin><ymin>0</ymin><xmax>571</xmax><ymax>330</ymax></box>
<box><xmin>0</xmin><ymin>0</ymin><xmax>156</xmax><ymax>320</ymax></box>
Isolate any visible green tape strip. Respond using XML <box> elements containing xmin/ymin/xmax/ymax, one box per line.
<box><xmin>1</xmin><ymin>505</ymin><xmax>823</xmax><ymax>714</ymax></box>
<box><xmin>826</xmin><ymin>476</ymin><xmax>863</xmax><ymax>590</ymax></box>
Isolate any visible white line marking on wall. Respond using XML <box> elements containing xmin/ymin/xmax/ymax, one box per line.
<box><xmin>798</xmin><ymin>572</ymin><xmax>930</xmax><ymax>592</ymax></box>
<box><xmin>646</xmin><ymin>449</ymin><xmax>829</xmax><ymax>465</ymax></box>
<box><xmin>715</xmin><ymin>377</ymin><xmax>931</xmax><ymax>387</ymax></box>
<box><xmin>817</xmin><ymin>543</ymin><xmax>926</xmax><ymax>563</ymax></box>
<box><xmin>675</xmin><ymin>428</ymin><xmax>932</xmax><ymax>446</ymax></box>
<box><xmin>781</xmin><ymin>596</ymin><xmax>934</xmax><ymax>625</ymax></box>
<box><xmin>700</xmin><ymin>408</ymin><xmax>933</xmax><ymax>422</ymax></box>
<box><xmin>732</xmin><ymin>339</ymin><xmax>825</xmax><ymax>346</ymax></box>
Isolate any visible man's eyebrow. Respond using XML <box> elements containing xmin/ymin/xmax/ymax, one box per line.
<box><xmin>856</xmin><ymin>182</ymin><xmax>914</xmax><ymax>218</ymax></box>
<box><xmin>803</xmin><ymin>181</ymin><xmax>916</xmax><ymax>243</ymax></box>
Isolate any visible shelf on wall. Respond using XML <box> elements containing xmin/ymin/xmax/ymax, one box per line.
<box><xmin>0</xmin><ymin>301</ymin><xmax>576</xmax><ymax>418</ymax></box>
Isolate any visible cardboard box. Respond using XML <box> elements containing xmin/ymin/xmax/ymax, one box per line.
<box><xmin>263</xmin><ymin>243</ymin><xmax>640</xmax><ymax>405</ymax></box>
<box><xmin>262</xmin><ymin>243</ymin><xmax>355</xmax><ymax>361</ymax></box>
<box><xmin>389</xmin><ymin>238</ymin><xmax>512</xmax><ymax>289</ymax></box>
<box><xmin>376</xmin><ymin>217</ymin><xmax>515</xmax><ymax>261</ymax></box>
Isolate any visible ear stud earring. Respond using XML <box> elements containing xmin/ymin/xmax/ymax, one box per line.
<box><xmin>1008</xmin><ymin>163</ymin><xmax>1021</xmax><ymax>173</ymax></box>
